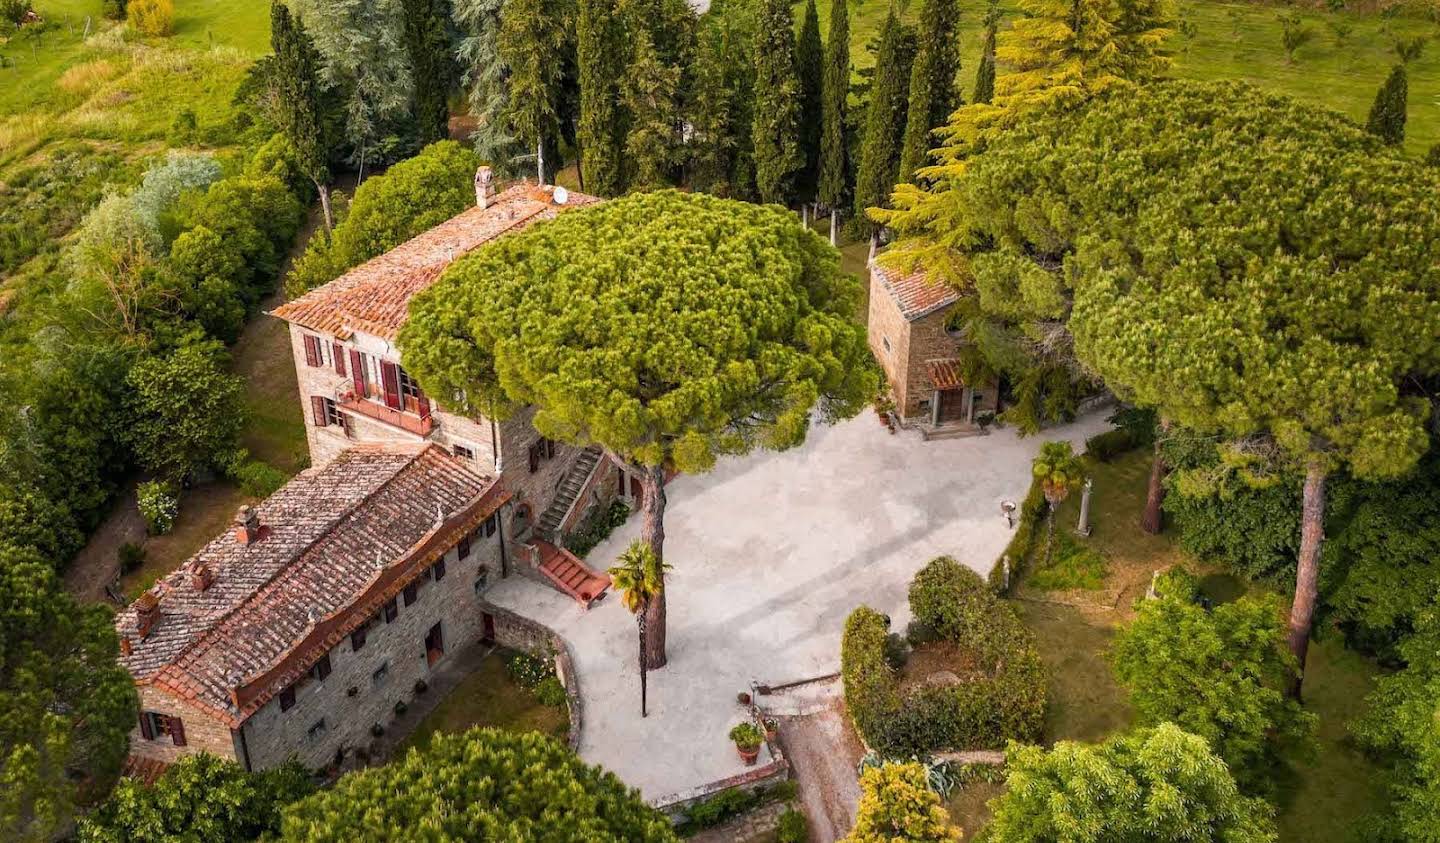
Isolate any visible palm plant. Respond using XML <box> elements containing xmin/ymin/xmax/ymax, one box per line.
<box><xmin>1032</xmin><ymin>441</ymin><xmax>1085</xmax><ymax>565</ymax></box>
<box><xmin>608</xmin><ymin>541</ymin><xmax>671</xmax><ymax>717</ymax></box>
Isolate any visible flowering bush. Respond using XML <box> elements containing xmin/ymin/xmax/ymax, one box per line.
<box><xmin>137</xmin><ymin>480</ymin><xmax>178</xmax><ymax>535</ymax></box>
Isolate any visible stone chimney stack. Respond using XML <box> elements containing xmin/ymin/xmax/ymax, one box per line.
<box><xmin>135</xmin><ymin>590</ymin><xmax>160</xmax><ymax>639</ymax></box>
<box><xmin>234</xmin><ymin>505</ymin><xmax>261</xmax><ymax>545</ymax></box>
<box><xmin>190</xmin><ymin>561</ymin><xmax>215</xmax><ymax>592</ymax></box>
<box><xmin>475</xmin><ymin>165</ymin><xmax>495</xmax><ymax>209</ymax></box>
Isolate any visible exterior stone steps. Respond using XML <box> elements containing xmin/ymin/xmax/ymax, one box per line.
<box><xmin>533</xmin><ymin>540</ymin><xmax>609</xmax><ymax>608</ymax></box>
<box><xmin>537</xmin><ymin>446</ymin><xmax>603</xmax><ymax>537</ymax></box>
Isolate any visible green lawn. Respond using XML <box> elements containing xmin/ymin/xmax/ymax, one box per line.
<box><xmin>815</xmin><ymin>0</ymin><xmax>1440</xmax><ymax>156</ymax></box>
<box><xmin>397</xmin><ymin>652</ymin><xmax>570</xmax><ymax>755</ymax></box>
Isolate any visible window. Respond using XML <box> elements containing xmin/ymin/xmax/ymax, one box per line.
<box><xmin>403</xmin><ymin>581</ymin><xmax>419</xmax><ymax>607</ymax></box>
<box><xmin>882</xmin><ymin>336</ymin><xmax>891</xmax><ymax>352</ymax></box>
<box><xmin>311</xmin><ymin>654</ymin><xmax>332</xmax><ymax>682</ymax></box>
<box><xmin>279</xmin><ymin>686</ymin><xmax>297</xmax><ymax>712</ymax></box>
<box><xmin>457</xmin><ymin>534</ymin><xmax>471</xmax><ymax>561</ymax></box>
<box><xmin>350</xmin><ymin>626</ymin><xmax>368</xmax><ymax>652</ymax></box>
<box><xmin>302</xmin><ymin>334</ymin><xmax>325</xmax><ymax>367</ymax></box>
<box><xmin>311</xmin><ymin>396</ymin><xmax>343</xmax><ymax>428</ymax></box>
<box><xmin>383</xmin><ymin>598</ymin><xmax>399</xmax><ymax>623</ymax></box>
<box><xmin>453</xmin><ymin>443</ymin><xmax>475</xmax><ymax>461</ymax></box>
<box><xmin>307</xmin><ymin>719</ymin><xmax>327</xmax><ymax>741</ymax></box>
<box><xmin>398</xmin><ymin>367</ymin><xmax>423</xmax><ymax>402</ymax></box>
<box><xmin>139</xmin><ymin>712</ymin><xmax>186</xmax><ymax>746</ymax></box>
<box><xmin>479</xmin><ymin>513</ymin><xmax>498</xmax><ymax>539</ymax></box>
<box><xmin>371</xmin><ymin>662</ymin><xmax>389</xmax><ymax>685</ymax></box>
<box><xmin>432</xmin><ymin>558</ymin><xmax>447</xmax><ymax>582</ymax></box>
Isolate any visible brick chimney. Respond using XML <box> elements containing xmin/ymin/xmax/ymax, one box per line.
<box><xmin>475</xmin><ymin>166</ymin><xmax>495</xmax><ymax>209</ymax></box>
<box><xmin>190</xmin><ymin>561</ymin><xmax>215</xmax><ymax>592</ymax></box>
<box><xmin>135</xmin><ymin>590</ymin><xmax>160</xmax><ymax>639</ymax></box>
<box><xmin>119</xmin><ymin>636</ymin><xmax>133</xmax><ymax>656</ymax></box>
<box><xmin>234</xmin><ymin>505</ymin><xmax>261</xmax><ymax>545</ymax></box>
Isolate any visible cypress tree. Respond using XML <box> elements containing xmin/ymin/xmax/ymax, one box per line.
<box><xmin>972</xmin><ymin>0</ymin><xmax>999</xmax><ymax>104</ymax></box>
<box><xmin>454</xmin><ymin>0</ymin><xmax>525</xmax><ymax>173</ymax></box>
<box><xmin>270</xmin><ymin>2</ymin><xmax>335</xmax><ymax>230</ymax></box>
<box><xmin>854</xmin><ymin>12</ymin><xmax>915</xmax><ymax>238</ymax></box>
<box><xmin>751</xmin><ymin>0</ymin><xmax>803</xmax><ymax>205</ymax></box>
<box><xmin>498</xmin><ymin>0</ymin><xmax>564</xmax><ymax>182</ymax></box>
<box><xmin>621</xmin><ymin>31</ymin><xmax>682</xmax><ymax>189</ymax></box>
<box><xmin>898</xmin><ymin>0</ymin><xmax>962</xmax><ymax>183</ymax></box>
<box><xmin>817</xmin><ymin>0</ymin><xmax>850</xmax><ymax>242</ymax></box>
<box><xmin>795</xmin><ymin>0</ymin><xmax>825</xmax><ymax>208</ymax></box>
<box><xmin>1365</xmin><ymin>64</ymin><xmax>1407</xmax><ymax>146</ymax></box>
<box><xmin>402</xmin><ymin>0</ymin><xmax>455</xmax><ymax>146</ymax></box>
<box><xmin>576</xmin><ymin>0</ymin><xmax>625</xmax><ymax>195</ymax></box>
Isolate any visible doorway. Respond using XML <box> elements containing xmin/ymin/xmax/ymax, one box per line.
<box><xmin>425</xmin><ymin>622</ymin><xmax>445</xmax><ymax>665</ymax></box>
<box><xmin>481</xmin><ymin>612</ymin><xmax>495</xmax><ymax>646</ymax></box>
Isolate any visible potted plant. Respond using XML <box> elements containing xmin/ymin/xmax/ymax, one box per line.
<box><xmin>763</xmin><ymin>717</ymin><xmax>779</xmax><ymax>742</ymax></box>
<box><xmin>729</xmin><ymin>722</ymin><xmax>764</xmax><ymax>766</ymax></box>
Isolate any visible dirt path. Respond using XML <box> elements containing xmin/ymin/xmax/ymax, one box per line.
<box><xmin>63</xmin><ymin>488</ymin><xmax>145</xmax><ymax>604</ymax></box>
<box><xmin>765</xmin><ymin>683</ymin><xmax>864</xmax><ymax>843</ymax></box>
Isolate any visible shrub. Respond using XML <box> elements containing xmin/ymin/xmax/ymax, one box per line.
<box><xmin>563</xmin><ymin>499</ymin><xmax>632</xmax><ymax>558</ymax></box>
<box><xmin>121</xmin><ymin>339</ymin><xmax>246</xmax><ymax>482</ymax></box>
<box><xmin>534</xmin><ymin>676</ymin><xmax>567</xmax><ymax>707</ymax></box>
<box><xmin>841</xmin><ymin>607</ymin><xmax>900</xmax><ymax>750</ymax></box>
<box><xmin>117</xmin><ymin>542</ymin><xmax>147</xmax><ymax>574</ymax></box>
<box><xmin>1084</xmin><ymin>428</ymin><xmax>1135</xmax><ymax>462</ymax></box>
<box><xmin>847</xmin><ymin>762</ymin><xmax>961</xmax><ymax>842</ymax></box>
<box><xmin>505</xmin><ymin>651</ymin><xmax>555</xmax><ymax>689</ymax></box>
<box><xmin>685</xmin><ymin>787</ymin><xmax>755</xmax><ymax>829</ymax></box>
<box><xmin>102</xmin><ymin>0</ymin><xmax>126</xmax><ymax>20</ymax></box>
<box><xmin>168</xmin><ymin>108</ymin><xmax>199</xmax><ymax>145</ymax></box>
<box><xmin>728</xmin><ymin>722</ymin><xmax>764</xmax><ymax>749</ymax></box>
<box><xmin>905</xmin><ymin>620</ymin><xmax>938</xmax><ymax>645</ymax></box>
<box><xmin>990</xmin><ymin>476</ymin><xmax>1047</xmax><ymax>592</ymax></box>
<box><xmin>1</xmin><ymin>0</ymin><xmax>30</xmax><ymax>26</ymax></box>
<box><xmin>777</xmin><ymin>807</ymin><xmax>808</xmax><ymax>842</ymax></box>
<box><xmin>127</xmin><ymin>0</ymin><xmax>174</xmax><ymax>36</ymax></box>
<box><xmin>909</xmin><ymin>557</ymin><xmax>1003</xmax><ymax>653</ymax></box>
<box><xmin>233</xmin><ymin>460</ymin><xmax>287</xmax><ymax>498</ymax></box>
<box><xmin>883</xmin><ymin>633</ymin><xmax>911</xmax><ymax>670</ymax></box>
<box><xmin>137</xmin><ymin>480</ymin><xmax>179</xmax><ymax>535</ymax></box>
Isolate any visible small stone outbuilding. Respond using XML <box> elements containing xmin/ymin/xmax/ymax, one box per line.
<box><xmin>866</xmin><ymin>261</ymin><xmax>998</xmax><ymax>437</ymax></box>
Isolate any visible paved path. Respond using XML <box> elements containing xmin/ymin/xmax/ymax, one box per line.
<box><xmin>486</xmin><ymin>411</ymin><xmax>1110</xmax><ymax>801</ymax></box>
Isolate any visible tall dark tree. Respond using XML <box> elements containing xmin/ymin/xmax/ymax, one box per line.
<box><xmin>854</xmin><ymin>12</ymin><xmax>915</xmax><ymax>241</ymax></box>
<box><xmin>794</xmin><ymin>0</ymin><xmax>825</xmax><ymax>210</ymax></box>
<box><xmin>270</xmin><ymin>2</ymin><xmax>335</xmax><ymax>230</ymax></box>
<box><xmin>817</xmin><ymin>0</ymin><xmax>850</xmax><ymax>243</ymax></box>
<box><xmin>899</xmin><ymin>0</ymin><xmax>962</xmax><ymax>183</ymax></box>
<box><xmin>621</xmin><ymin>31</ymin><xmax>682</xmax><ymax>189</ymax></box>
<box><xmin>403</xmin><ymin>0</ymin><xmax>455</xmax><ymax>146</ymax></box>
<box><xmin>1365</xmin><ymin>64</ymin><xmax>1407</xmax><ymax>146</ymax></box>
<box><xmin>576</xmin><ymin>0</ymin><xmax>625</xmax><ymax>195</ymax></box>
<box><xmin>750</xmin><ymin>0</ymin><xmax>803</xmax><ymax>205</ymax></box>
<box><xmin>972</xmin><ymin>0</ymin><xmax>999</xmax><ymax>104</ymax></box>
<box><xmin>498</xmin><ymin>0</ymin><xmax>564</xmax><ymax>182</ymax></box>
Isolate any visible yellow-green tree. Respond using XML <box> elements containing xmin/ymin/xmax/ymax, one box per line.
<box><xmin>845</xmin><ymin>762</ymin><xmax>961</xmax><ymax>842</ymax></box>
<box><xmin>399</xmin><ymin>191</ymin><xmax>875</xmax><ymax>668</ymax></box>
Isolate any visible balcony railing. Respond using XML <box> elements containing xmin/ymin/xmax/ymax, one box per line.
<box><xmin>337</xmin><ymin>390</ymin><xmax>434</xmax><ymax>437</ymax></box>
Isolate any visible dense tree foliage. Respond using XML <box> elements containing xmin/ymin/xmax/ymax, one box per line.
<box><xmin>751</xmin><ymin>0</ymin><xmax>802</xmax><ymax>204</ymax></box>
<box><xmin>402</xmin><ymin>0</ymin><xmax>455</xmax><ymax>146</ymax></box>
<box><xmin>280</xmin><ymin>728</ymin><xmax>676</xmax><ymax>841</ymax></box>
<box><xmin>688</xmin><ymin>0</ymin><xmax>758</xmax><ymax>198</ymax></box>
<box><xmin>497</xmin><ymin>0</ymin><xmax>565</xmax><ymax>181</ymax></box>
<box><xmin>400</xmin><ymin>191</ymin><xmax>875</xmax><ymax>666</ymax></box>
<box><xmin>898</xmin><ymin>0</ymin><xmax>962</xmax><ymax>183</ymax></box>
<box><xmin>0</xmin><ymin>545</ymin><xmax>137</xmax><ymax>842</ymax></box>
<box><xmin>816</xmin><ymin>0</ymin><xmax>850</xmax><ymax>236</ymax></box>
<box><xmin>794</xmin><ymin>0</ymin><xmax>825</xmax><ymax>206</ymax></box>
<box><xmin>1365</xmin><ymin>63</ymin><xmax>1407</xmax><ymax>146</ymax></box>
<box><xmin>80</xmin><ymin>754</ymin><xmax>313</xmax><ymax>843</ymax></box>
<box><xmin>1111</xmin><ymin>572</ymin><xmax>1316</xmax><ymax>793</ymax></box>
<box><xmin>844</xmin><ymin>762</ymin><xmax>960</xmax><ymax>842</ymax></box>
<box><xmin>575</xmin><ymin>0</ymin><xmax>624</xmax><ymax>196</ymax></box>
<box><xmin>453</xmin><ymin>0</ymin><xmax>524</xmax><ymax>171</ymax></box>
<box><xmin>122</xmin><ymin>339</ymin><xmax>247</xmax><ymax>482</ymax></box>
<box><xmin>853</xmin><ymin>11</ymin><xmax>915</xmax><ymax>238</ymax></box>
<box><xmin>621</xmin><ymin>32</ymin><xmax>683</xmax><ymax>190</ymax></box>
<box><xmin>972</xmin><ymin>0</ymin><xmax>999</xmax><ymax>103</ymax></box>
<box><xmin>985</xmin><ymin>724</ymin><xmax>1277</xmax><ymax>843</ymax></box>
<box><xmin>289</xmin><ymin>141</ymin><xmax>481</xmax><ymax>295</ymax></box>
<box><xmin>1352</xmin><ymin>606</ymin><xmax>1440</xmax><ymax>842</ymax></box>
<box><xmin>271</xmin><ymin>2</ymin><xmax>337</xmax><ymax>229</ymax></box>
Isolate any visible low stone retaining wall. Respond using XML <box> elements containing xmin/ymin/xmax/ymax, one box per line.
<box><xmin>475</xmin><ymin>600</ymin><xmax>584</xmax><ymax>751</ymax></box>
<box><xmin>651</xmin><ymin>704</ymin><xmax>790</xmax><ymax>823</ymax></box>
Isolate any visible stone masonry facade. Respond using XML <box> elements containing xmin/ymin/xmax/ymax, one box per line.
<box><xmin>868</xmin><ymin>275</ymin><xmax>964</xmax><ymax>422</ymax></box>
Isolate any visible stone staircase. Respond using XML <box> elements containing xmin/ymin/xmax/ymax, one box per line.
<box><xmin>538</xmin><ymin>445</ymin><xmax>603</xmax><ymax>540</ymax></box>
<box><xmin>533</xmin><ymin>540</ymin><xmax>610</xmax><ymax>607</ymax></box>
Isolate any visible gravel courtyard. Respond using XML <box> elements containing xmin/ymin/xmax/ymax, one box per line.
<box><xmin>485</xmin><ymin>410</ymin><xmax>1111</xmax><ymax>801</ymax></box>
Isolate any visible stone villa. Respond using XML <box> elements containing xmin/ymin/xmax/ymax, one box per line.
<box><xmin>116</xmin><ymin>171</ymin><xmax>631</xmax><ymax>774</ymax></box>
<box><xmin>867</xmin><ymin>261</ymin><xmax>998</xmax><ymax>437</ymax></box>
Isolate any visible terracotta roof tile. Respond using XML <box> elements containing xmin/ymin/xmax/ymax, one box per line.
<box><xmin>925</xmin><ymin>358</ymin><xmax>965</xmax><ymax>391</ymax></box>
<box><xmin>272</xmin><ymin>184</ymin><xmax>601</xmax><ymax>341</ymax></box>
<box><xmin>871</xmin><ymin>261</ymin><xmax>958</xmax><ymax>321</ymax></box>
<box><xmin>114</xmin><ymin>444</ymin><xmax>508</xmax><ymax>726</ymax></box>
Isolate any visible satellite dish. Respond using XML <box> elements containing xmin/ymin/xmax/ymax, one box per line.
<box><xmin>553</xmin><ymin>186</ymin><xmax>569</xmax><ymax>205</ymax></box>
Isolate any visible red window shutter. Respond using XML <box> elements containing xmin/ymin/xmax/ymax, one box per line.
<box><xmin>138</xmin><ymin>713</ymin><xmax>154</xmax><ymax>740</ymax></box>
<box><xmin>169</xmin><ymin>716</ymin><xmax>187</xmax><ymax>747</ymax></box>
<box><xmin>349</xmin><ymin>350</ymin><xmax>365</xmax><ymax>398</ymax></box>
<box><xmin>333</xmin><ymin>343</ymin><xmax>347</xmax><ymax>376</ymax></box>
<box><xmin>310</xmin><ymin>396</ymin><xmax>329</xmax><ymax>427</ymax></box>
<box><xmin>417</xmin><ymin>395</ymin><xmax>431</xmax><ymax>419</ymax></box>
<box><xmin>303</xmin><ymin>335</ymin><xmax>321</xmax><ymax>367</ymax></box>
<box><xmin>380</xmin><ymin>362</ymin><xmax>402</xmax><ymax>410</ymax></box>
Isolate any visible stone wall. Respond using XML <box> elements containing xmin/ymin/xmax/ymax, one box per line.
<box><xmin>239</xmin><ymin>525</ymin><xmax>506</xmax><ymax>770</ymax></box>
<box><xmin>495</xmin><ymin>406</ymin><xmax>584</xmax><ymax>542</ymax></box>
<box><xmin>128</xmin><ymin>686</ymin><xmax>241</xmax><ymax>766</ymax></box>
<box><xmin>473</xmin><ymin>601</ymin><xmax>584</xmax><ymax>750</ymax></box>
<box><xmin>867</xmin><ymin>272</ymin><xmax>914</xmax><ymax>415</ymax></box>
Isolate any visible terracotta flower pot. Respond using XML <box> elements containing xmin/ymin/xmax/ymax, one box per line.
<box><xmin>736</xmin><ymin>744</ymin><xmax>761</xmax><ymax>766</ymax></box>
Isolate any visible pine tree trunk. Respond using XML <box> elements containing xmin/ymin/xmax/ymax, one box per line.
<box><xmin>639</xmin><ymin>462</ymin><xmax>668</xmax><ymax>670</ymax></box>
<box><xmin>1140</xmin><ymin>438</ymin><xmax>1166</xmax><ymax>534</ymax></box>
<box><xmin>537</xmin><ymin>140</ymin><xmax>546</xmax><ymax>185</ymax></box>
<box><xmin>1287</xmin><ymin>461</ymin><xmax>1327</xmax><ymax>699</ymax></box>
<box><xmin>316</xmin><ymin>182</ymin><xmax>334</xmax><ymax>232</ymax></box>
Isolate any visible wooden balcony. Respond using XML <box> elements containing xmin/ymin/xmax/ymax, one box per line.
<box><xmin>337</xmin><ymin>392</ymin><xmax>434</xmax><ymax>437</ymax></box>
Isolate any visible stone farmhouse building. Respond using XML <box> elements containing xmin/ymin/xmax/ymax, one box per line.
<box><xmin>867</xmin><ymin>261</ymin><xmax>998</xmax><ymax>438</ymax></box>
<box><xmin>115</xmin><ymin>171</ymin><xmax>630</xmax><ymax>774</ymax></box>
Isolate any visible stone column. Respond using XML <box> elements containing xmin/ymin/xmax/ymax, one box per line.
<box><xmin>931</xmin><ymin>389</ymin><xmax>942</xmax><ymax>426</ymax></box>
<box><xmin>1077</xmin><ymin>478</ymin><xmax>1093</xmax><ymax>536</ymax></box>
<box><xmin>965</xmin><ymin>388</ymin><xmax>976</xmax><ymax>424</ymax></box>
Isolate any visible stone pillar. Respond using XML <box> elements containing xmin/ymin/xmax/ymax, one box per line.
<box><xmin>931</xmin><ymin>389</ymin><xmax>942</xmax><ymax>426</ymax></box>
<box><xmin>965</xmin><ymin>388</ymin><xmax>976</xmax><ymax>424</ymax></box>
<box><xmin>1077</xmin><ymin>478</ymin><xmax>1094</xmax><ymax>536</ymax></box>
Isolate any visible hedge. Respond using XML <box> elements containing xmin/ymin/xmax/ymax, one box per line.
<box><xmin>1083</xmin><ymin>428</ymin><xmax>1136</xmax><ymax>463</ymax></box>
<box><xmin>843</xmin><ymin>558</ymin><xmax>1046</xmax><ymax>757</ymax></box>
<box><xmin>989</xmin><ymin>476</ymin><xmax>1047</xmax><ymax>593</ymax></box>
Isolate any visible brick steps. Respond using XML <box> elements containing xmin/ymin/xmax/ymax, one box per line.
<box><xmin>534</xmin><ymin>540</ymin><xmax>610</xmax><ymax>608</ymax></box>
<box><xmin>538</xmin><ymin>446</ymin><xmax>603</xmax><ymax>538</ymax></box>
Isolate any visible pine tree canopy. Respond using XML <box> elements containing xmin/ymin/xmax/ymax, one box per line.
<box><xmin>398</xmin><ymin>190</ymin><xmax>876</xmax><ymax>470</ymax></box>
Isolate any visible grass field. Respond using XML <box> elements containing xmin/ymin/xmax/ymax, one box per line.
<box><xmin>397</xmin><ymin>653</ymin><xmax>570</xmax><ymax>755</ymax></box>
<box><xmin>818</xmin><ymin>0</ymin><xmax>1440</xmax><ymax>156</ymax></box>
